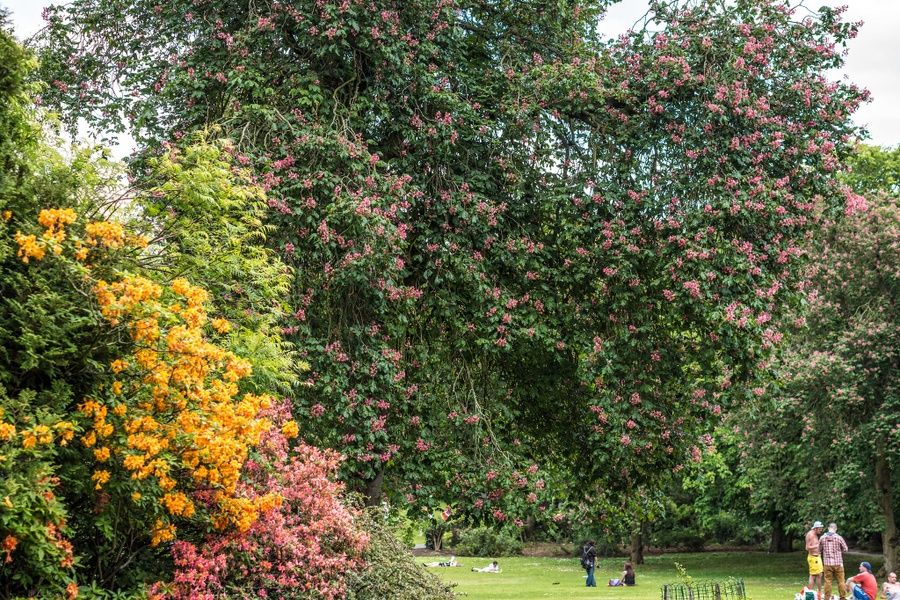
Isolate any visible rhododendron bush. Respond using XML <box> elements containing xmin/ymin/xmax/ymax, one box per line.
<box><xmin>38</xmin><ymin>0</ymin><xmax>866</xmax><ymax>528</ymax></box>
<box><xmin>3</xmin><ymin>201</ymin><xmax>365</xmax><ymax>596</ymax></box>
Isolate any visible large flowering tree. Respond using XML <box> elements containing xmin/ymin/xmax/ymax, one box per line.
<box><xmin>37</xmin><ymin>0</ymin><xmax>866</xmax><ymax>526</ymax></box>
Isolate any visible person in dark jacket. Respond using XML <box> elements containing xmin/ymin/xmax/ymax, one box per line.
<box><xmin>582</xmin><ymin>540</ymin><xmax>598</xmax><ymax>587</ymax></box>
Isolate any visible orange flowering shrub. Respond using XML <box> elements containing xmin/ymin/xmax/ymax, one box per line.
<box><xmin>84</xmin><ymin>273</ymin><xmax>277</xmax><ymax>542</ymax></box>
<box><xmin>9</xmin><ymin>205</ymin><xmax>290</xmax><ymax>550</ymax></box>
<box><xmin>3</xmin><ymin>129</ymin><xmax>302</xmax><ymax>596</ymax></box>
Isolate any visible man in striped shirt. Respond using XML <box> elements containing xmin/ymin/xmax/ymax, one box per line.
<box><xmin>820</xmin><ymin>522</ymin><xmax>849</xmax><ymax>600</ymax></box>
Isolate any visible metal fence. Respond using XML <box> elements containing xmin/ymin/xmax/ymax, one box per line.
<box><xmin>661</xmin><ymin>579</ymin><xmax>747</xmax><ymax>600</ymax></box>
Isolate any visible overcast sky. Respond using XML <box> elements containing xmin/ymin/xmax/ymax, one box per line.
<box><xmin>3</xmin><ymin>0</ymin><xmax>898</xmax><ymax>148</ymax></box>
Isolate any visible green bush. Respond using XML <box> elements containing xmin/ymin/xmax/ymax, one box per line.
<box><xmin>453</xmin><ymin>526</ymin><xmax>523</xmax><ymax>557</ymax></box>
<box><xmin>653</xmin><ymin>528</ymin><xmax>706</xmax><ymax>552</ymax></box>
<box><xmin>346</xmin><ymin>509</ymin><xmax>455</xmax><ymax>600</ymax></box>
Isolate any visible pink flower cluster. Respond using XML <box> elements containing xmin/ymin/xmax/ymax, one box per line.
<box><xmin>158</xmin><ymin>406</ymin><xmax>367</xmax><ymax>599</ymax></box>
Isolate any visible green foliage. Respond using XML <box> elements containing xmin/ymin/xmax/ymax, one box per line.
<box><xmin>0</xmin><ymin>12</ymin><xmax>40</xmax><ymax>202</ymax></box>
<box><xmin>0</xmin><ymin>387</ymin><xmax>78</xmax><ymax>597</ymax></box>
<box><xmin>136</xmin><ymin>132</ymin><xmax>297</xmax><ymax>393</ymax></box>
<box><xmin>453</xmin><ymin>526</ymin><xmax>524</xmax><ymax>557</ymax></box>
<box><xmin>842</xmin><ymin>145</ymin><xmax>900</xmax><ymax>197</ymax></box>
<box><xmin>346</xmin><ymin>509</ymin><xmax>455</xmax><ymax>600</ymax></box>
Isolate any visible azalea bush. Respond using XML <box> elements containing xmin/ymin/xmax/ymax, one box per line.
<box><xmin>3</xmin><ymin>195</ymin><xmax>287</xmax><ymax>592</ymax></box>
<box><xmin>1</xmin><ymin>160</ymin><xmax>361</xmax><ymax>597</ymax></box>
<box><xmin>156</xmin><ymin>404</ymin><xmax>367</xmax><ymax>599</ymax></box>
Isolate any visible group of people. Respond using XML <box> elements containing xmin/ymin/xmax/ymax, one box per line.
<box><xmin>581</xmin><ymin>540</ymin><xmax>636</xmax><ymax>588</ymax></box>
<box><xmin>805</xmin><ymin>521</ymin><xmax>899</xmax><ymax>600</ymax></box>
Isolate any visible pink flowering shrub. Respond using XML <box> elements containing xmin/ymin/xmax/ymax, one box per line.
<box><xmin>157</xmin><ymin>406</ymin><xmax>368</xmax><ymax>599</ymax></box>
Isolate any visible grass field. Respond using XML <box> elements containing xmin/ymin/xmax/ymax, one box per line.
<box><xmin>421</xmin><ymin>551</ymin><xmax>881</xmax><ymax>600</ymax></box>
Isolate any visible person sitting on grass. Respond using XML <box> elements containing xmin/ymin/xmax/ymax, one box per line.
<box><xmin>609</xmin><ymin>561</ymin><xmax>636</xmax><ymax>586</ymax></box>
<box><xmin>883</xmin><ymin>572</ymin><xmax>899</xmax><ymax>600</ymax></box>
<box><xmin>846</xmin><ymin>562</ymin><xmax>877</xmax><ymax>600</ymax></box>
<box><xmin>472</xmin><ymin>561</ymin><xmax>500</xmax><ymax>573</ymax></box>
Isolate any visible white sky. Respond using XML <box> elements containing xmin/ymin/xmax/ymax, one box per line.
<box><xmin>3</xmin><ymin>0</ymin><xmax>898</xmax><ymax>148</ymax></box>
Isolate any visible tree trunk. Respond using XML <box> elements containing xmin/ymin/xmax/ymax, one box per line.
<box><xmin>431</xmin><ymin>528</ymin><xmax>444</xmax><ymax>552</ymax></box>
<box><xmin>875</xmin><ymin>452</ymin><xmax>898</xmax><ymax>574</ymax></box>
<box><xmin>630</xmin><ymin>520</ymin><xmax>647</xmax><ymax>564</ymax></box>
<box><xmin>524</xmin><ymin>515</ymin><xmax>537</xmax><ymax>541</ymax></box>
<box><xmin>769</xmin><ymin>512</ymin><xmax>792</xmax><ymax>553</ymax></box>
<box><xmin>363</xmin><ymin>468</ymin><xmax>384</xmax><ymax>507</ymax></box>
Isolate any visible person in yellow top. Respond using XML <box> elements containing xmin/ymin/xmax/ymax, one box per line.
<box><xmin>806</xmin><ymin>521</ymin><xmax>825</xmax><ymax>598</ymax></box>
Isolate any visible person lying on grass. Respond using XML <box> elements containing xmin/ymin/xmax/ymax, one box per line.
<box><xmin>472</xmin><ymin>561</ymin><xmax>500</xmax><ymax>573</ymax></box>
<box><xmin>424</xmin><ymin>556</ymin><xmax>459</xmax><ymax>567</ymax></box>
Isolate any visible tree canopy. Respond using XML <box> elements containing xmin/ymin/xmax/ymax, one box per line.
<box><xmin>35</xmin><ymin>0</ymin><xmax>867</xmax><ymax>527</ymax></box>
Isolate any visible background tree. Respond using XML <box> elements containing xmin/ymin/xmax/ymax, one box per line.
<box><xmin>784</xmin><ymin>176</ymin><xmax>898</xmax><ymax>572</ymax></box>
<box><xmin>738</xmin><ymin>144</ymin><xmax>899</xmax><ymax>571</ymax></box>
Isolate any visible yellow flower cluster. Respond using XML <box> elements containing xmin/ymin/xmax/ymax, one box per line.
<box><xmin>161</xmin><ymin>492</ymin><xmax>195</xmax><ymax>518</ymax></box>
<box><xmin>14</xmin><ymin>207</ymin><xmax>144</xmax><ymax>264</ymax></box>
<box><xmin>212</xmin><ymin>493</ymin><xmax>283</xmax><ymax>533</ymax></box>
<box><xmin>0</xmin><ymin>410</ymin><xmax>15</xmax><ymax>442</ymax></box>
<box><xmin>151</xmin><ymin>519</ymin><xmax>176</xmax><ymax>546</ymax></box>
<box><xmin>13</xmin><ymin>208</ymin><xmax>79</xmax><ymax>260</ymax></box>
<box><xmin>13</xmin><ymin>232</ymin><xmax>46</xmax><ymax>263</ymax></box>
<box><xmin>210</xmin><ymin>318</ymin><xmax>232</xmax><ymax>334</ymax></box>
<box><xmin>83</xmin><ymin>274</ymin><xmax>275</xmax><ymax>543</ymax></box>
<box><xmin>281</xmin><ymin>420</ymin><xmax>299</xmax><ymax>439</ymax></box>
<box><xmin>85</xmin><ymin>220</ymin><xmax>126</xmax><ymax>248</ymax></box>
<box><xmin>37</xmin><ymin>208</ymin><xmax>77</xmax><ymax>243</ymax></box>
<box><xmin>91</xmin><ymin>469</ymin><xmax>110</xmax><ymax>490</ymax></box>
<box><xmin>95</xmin><ymin>276</ymin><xmax>163</xmax><ymax>327</ymax></box>
<box><xmin>0</xmin><ymin>412</ymin><xmax>76</xmax><ymax>450</ymax></box>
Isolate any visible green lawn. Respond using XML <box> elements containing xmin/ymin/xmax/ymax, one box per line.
<box><xmin>422</xmin><ymin>551</ymin><xmax>880</xmax><ymax>600</ymax></box>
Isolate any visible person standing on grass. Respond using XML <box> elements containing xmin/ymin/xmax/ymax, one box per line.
<box><xmin>582</xmin><ymin>540</ymin><xmax>598</xmax><ymax>587</ymax></box>
<box><xmin>846</xmin><ymin>562</ymin><xmax>877</xmax><ymax>600</ymax></box>
<box><xmin>820</xmin><ymin>522</ymin><xmax>849</xmax><ymax>600</ymax></box>
<box><xmin>808</xmin><ymin>521</ymin><xmax>825</xmax><ymax>598</ymax></box>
